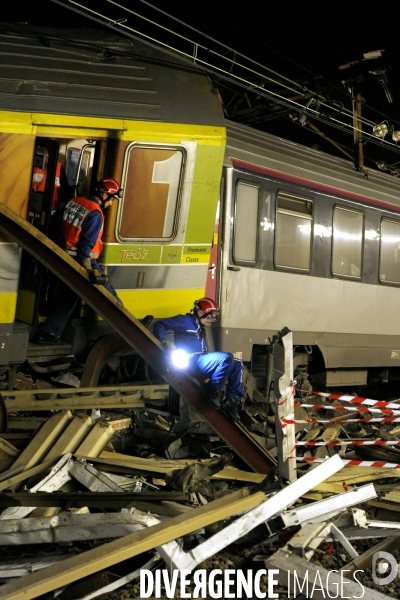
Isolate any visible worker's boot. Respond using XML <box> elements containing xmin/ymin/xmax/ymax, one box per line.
<box><xmin>203</xmin><ymin>384</ymin><xmax>224</xmax><ymax>409</ymax></box>
<box><xmin>222</xmin><ymin>398</ymin><xmax>240</xmax><ymax>422</ymax></box>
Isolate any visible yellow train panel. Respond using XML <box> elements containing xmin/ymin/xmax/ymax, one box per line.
<box><xmin>115</xmin><ymin>289</ymin><xmax>206</xmax><ymax>320</ymax></box>
<box><xmin>0</xmin><ymin>292</ymin><xmax>18</xmax><ymax>323</ymax></box>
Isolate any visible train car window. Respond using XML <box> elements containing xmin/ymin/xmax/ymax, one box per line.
<box><xmin>233</xmin><ymin>181</ymin><xmax>259</xmax><ymax>264</ymax></box>
<box><xmin>332</xmin><ymin>207</ymin><xmax>363</xmax><ymax>278</ymax></box>
<box><xmin>117</xmin><ymin>144</ymin><xmax>185</xmax><ymax>242</ymax></box>
<box><xmin>275</xmin><ymin>192</ymin><xmax>313</xmax><ymax>271</ymax></box>
<box><xmin>65</xmin><ymin>145</ymin><xmax>95</xmax><ymax>197</ymax></box>
<box><xmin>379</xmin><ymin>219</ymin><xmax>400</xmax><ymax>284</ymax></box>
<box><xmin>66</xmin><ymin>148</ymin><xmax>80</xmax><ymax>186</ymax></box>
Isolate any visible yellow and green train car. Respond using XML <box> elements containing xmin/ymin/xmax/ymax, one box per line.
<box><xmin>0</xmin><ymin>23</ymin><xmax>225</xmax><ymax>382</ymax></box>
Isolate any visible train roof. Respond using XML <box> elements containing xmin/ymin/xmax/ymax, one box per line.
<box><xmin>225</xmin><ymin>120</ymin><xmax>400</xmax><ymax>211</ymax></box>
<box><xmin>0</xmin><ymin>22</ymin><xmax>224</xmax><ymax>127</ymax></box>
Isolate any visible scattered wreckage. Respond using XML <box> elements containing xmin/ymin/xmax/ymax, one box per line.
<box><xmin>1</xmin><ymin>330</ymin><xmax>400</xmax><ymax>599</ymax></box>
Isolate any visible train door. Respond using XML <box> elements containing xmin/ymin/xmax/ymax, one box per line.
<box><xmin>16</xmin><ymin>137</ymin><xmax>98</xmax><ymax>327</ymax></box>
<box><xmin>16</xmin><ymin>138</ymin><xmax>60</xmax><ymax>327</ymax></box>
<box><xmin>205</xmin><ymin>177</ymin><xmax>223</xmax><ymax>301</ymax></box>
<box><xmin>215</xmin><ymin>168</ymin><xmax>268</xmax><ymax>360</ymax></box>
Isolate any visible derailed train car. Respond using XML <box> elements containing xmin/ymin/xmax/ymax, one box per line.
<box><xmin>217</xmin><ymin>123</ymin><xmax>400</xmax><ymax>389</ymax></box>
<box><xmin>1</xmin><ymin>22</ymin><xmax>400</xmax><ymax>392</ymax></box>
<box><xmin>0</xmin><ymin>23</ymin><xmax>225</xmax><ymax>387</ymax></box>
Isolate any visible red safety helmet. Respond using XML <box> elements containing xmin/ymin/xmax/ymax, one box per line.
<box><xmin>194</xmin><ymin>297</ymin><xmax>219</xmax><ymax>319</ymax></box>
<box><xmin>96</xmin><ymin>177</ymin><xmax>122</xmax><ymax>198</ymax></box>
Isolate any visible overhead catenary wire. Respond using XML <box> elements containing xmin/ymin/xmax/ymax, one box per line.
<box><xmin>50</xmin><ymin>0</ymin><xmax>400</xmax><ymax>160</ymax></box>
<box><xmin>191</xmin><ymin>0</ymin><xmax>400</xmax><ymax>134</ymax></box>
<box><xmin>131</xmin><ymin>0</ymin><xmax>400</xmax><ymax>135</ymax></box>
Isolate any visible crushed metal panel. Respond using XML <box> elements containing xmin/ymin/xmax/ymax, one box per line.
<box><xmin>0</xmin><ymin>553</ymin><xmax>78</xmax><ymax>579</ymax></box>
<box><xmin>0</xmin><ymin>453</ymin><xmax>72</xmax><ymax>521</ymax></box>
<box><xmin>1</xmin><ymin>385</ymin><xmax>164</xmax><ymax>411</ymax></box>
<box><xmin>68</xmin><ymin>459</ymin><xmax>123</xmax><ymax>492</ymax></box>
<box><xmin>273</xmin><ymin>327</ymin><xmax>296</xmax><ymax>482</ymax></box>
<box><xmin>0</xmin><ymin>488</ymin><xmax>264</xmax><ymax>600</ymax></box>
<box><xmin>0</xmin><ymin>513</ymin><xmax>162</xmax><ymax>545</ymax></box>
<box><xmin>74</xmin><ymin>422</ymin><xmax>115</xmax><ymax>457</ymax></box>
<box><xmin>0</xmin><ymin>459</ymin><xmax>58</xmax><ymax>493</ymax></box>
<box><xmin>43</xmin><ymin>414</ymin><xmax>93</xmax><ymax>461</ymax></box>
<box><xmin>96</xmin><ymin>451</ymin><xmax>267</xmax><ymax>483</ymax></box>
<box><xmin>10</xmin><ymin>411</ymin><xmax>73</xmax><ymax>472</ymax></box>
<box><xmin>161</xmin><ymin>454</ymin><xmax>344</xmax><ymax>571</ymax></box>
<box><xmin>325</xmin><ymin>466</ymin><xmax>400</xmax><ymax>484</ymax></box>
<box><xmin>352</xmin><ymin>508</ymin><xmax>400</xmax><ymax>530</ymax></box>
<box><xmin>281</xmin><ymin>483</ymin><xmax>377</xmax><ymax>526</ymax></box>
<box><xmin>0</xmin><ymin>439</ymin><xmax>19</xmax><ymax>459</ymax></box>
<box><xmin>287</xmin><ymin>522</ymin><xmax>359</xmax><ymax>561</ymax></box>
<box><xmin>0</xmin><ymin>491</ymin><xmax>188</xmax><ymax>509</ymax></box>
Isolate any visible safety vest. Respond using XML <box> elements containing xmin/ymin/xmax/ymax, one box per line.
<box><xmin>62</xmin><ymin>197</ymin><xmax>104</xmax><ymax>259</ymax></box>
<box><xmin>31</xmin><ymin>166</ymin><xmax>45</xmax><ymax>191</ymax></box>
<box><xmin>32</xmin><ymin>162</ymin><xmax>62</xmax><ymax>208</ymax></box>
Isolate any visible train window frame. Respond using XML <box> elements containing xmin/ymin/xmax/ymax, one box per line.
<box><xmin>274</xmin><ymin>190</ymin><xmax>313</xmax><ymax>272</ymax></box>
<box><xmin>379</xmin><ymin>218</ymin><xmax>400</xmax><ymax>285</ymax></box>
<box><xmin>331</xmin><ymin>205</ymin><xmax>364</xmax><ymax>280</ymax></box>
<box><xmin>232</xmin><ymin>180</ymin><xmax>260</xmax><ymax>266</ymax></box>
<box><xmin>116</xmin><ymin>142</ymin><xmax>186</xmax><ymax>243</ymax></box>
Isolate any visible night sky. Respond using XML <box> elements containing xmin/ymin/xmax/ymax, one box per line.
<box><xmin>3</xmin><ymin>1</ymin><xmax>400</xmax><ymax>168</ymax></box>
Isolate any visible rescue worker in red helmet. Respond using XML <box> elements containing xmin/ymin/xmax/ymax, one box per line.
<box><xmin>153</xmin><ymin>298</ymin><xmax>245</xmax><ymax>421</ymax></box>
<box><xmin>35</xmin><ymin>178</ymin><xmax>122</xmax><ymax>344</ymax></box>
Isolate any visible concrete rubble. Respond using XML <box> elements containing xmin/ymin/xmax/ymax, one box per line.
<box><xmin>0</xmin><ymin>332</ymin><xmax>400</xmax><ymax>598</ymax></box>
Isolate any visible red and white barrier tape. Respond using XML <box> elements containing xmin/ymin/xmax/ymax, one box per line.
<box><xmin>311</xmin><ymin>391</ymin><xmax>400</xmax><ymax>411</ymax></box>
<box><xmin>280</xmin><ymin>409</ymin><xmax>294</xmax><ymax>429</ymax></box>
<box><xmin>296</xmin><ymin>457</ymin><xmax>400</xmax><ymax>468</ymax></box>
<box><xmin>296</xmin><ymin>440</ymin><xmax>400</xmax><ymax>446</ymax></box>
<box><xmin>295</xmin><ymin>402</ymin><xmax>400</xmax><ymax>415</ymax></box>
<box><xmin>282</xmin><ymin>417</ymin><xmax>400</xmax><ymax>424</ymax></box>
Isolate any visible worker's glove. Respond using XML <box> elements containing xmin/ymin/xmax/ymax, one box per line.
<box><xmin>161</xmin><ymin>340</ymin><xmax>174</xmax><ymax>354</ymax></box>
<box><xmin>80</xmin><ymin>257</ymin><xmax>92</xmax><ymax>269</ymax></box>
<box><xmin>161</xmin><ymin>340</ymin><xmax>174</xmax><ymax>362</ymax></box>
<box><xmin>79</xmin><ymin>258</ymin><xmax>109</xmax><ymax>285</ymax></box>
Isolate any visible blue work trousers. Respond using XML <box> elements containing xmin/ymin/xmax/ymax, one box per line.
<box><xmin>42</xmin><ymin>259</ymin><xmax>119</xmax><ymax>338</ymax></box>
<box><xmin>189</xmin><ymin>351</ymin><xmax>245</xmax><ymax>401</ymax></box>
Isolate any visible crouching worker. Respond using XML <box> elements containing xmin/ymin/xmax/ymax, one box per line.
<box><xmin>34</xmin><ymin>178</ymin><xmax>122</xmax><ymax>344</ymax></box>
<box><xmin>153</xmin><ymin>298</ymin><xmax>245</xmax><ymax>421</ymax></box>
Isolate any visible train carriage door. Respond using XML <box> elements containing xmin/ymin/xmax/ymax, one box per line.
<box><xmin>65</xmin><ymin>142</ymin><xmax>96</xmax><ymax>199</ymax></box>
<box><xmin>16</xmin><ymin>138</ymin><xmax>60</xmax><ymax>326</ymax></box>
<box><xmin>217</xmin><ymin>172</ymin><xmax>262</xmax><ymax>358</ymax></box>
<box><xmin>205</xmin><ymin>176</ymin><xmax>223</xmax><ymax>301</ymax></box>
<box><xmin>16</xmin><ymin>137</ymin><xmax>98</xmax><ymax>327</ymax></box>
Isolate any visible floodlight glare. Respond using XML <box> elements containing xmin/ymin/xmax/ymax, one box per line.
<box><xmin>170</xmin><ymin>349</ymin><xmax>189</xmax><ymax>370</ymax></box>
